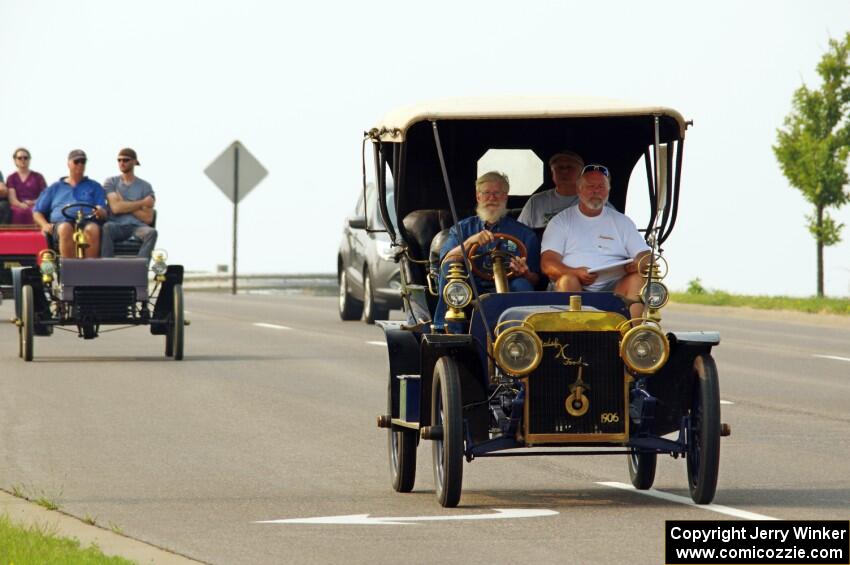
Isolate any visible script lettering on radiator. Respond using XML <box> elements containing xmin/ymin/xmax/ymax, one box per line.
<box><xmin>542</xmin><ymin>338</ymin><xmax>588</xmax><ymax>368</ymax></box>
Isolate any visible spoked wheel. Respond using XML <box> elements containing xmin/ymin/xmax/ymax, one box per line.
<box><xmin>338</xmin><ymin>270</ymin><xmax>363</xmax><ymax>321</ymax></box>
<box><xmin>21</xmin><ymin>285</ymin><xmax>34</xmax><ymax>362</ymax></box>
<box><xmin>363</xmin><ymin>270</ymin><xmax>388</xmax><ymax>325</ymax></box>
<box><xmin>432</xmin><ymin>357</ymin><xmax>464</xmax><ymax>507</ymax></box>
<box><xmin>171</xmin><ymin>284</ymin><xmax>185</xmax><ymax>361</ymax></box>
<box><xmin>628</xmin><ymin>448</ymin><xmax>657</xmax><ymax>490</ymax></box>
<box><xmin>686</xmin><ymin>354</ymin><xmax>721</xmax><ymax>504</ymax></box>
<box><xmin>388</xmin><ymin>375</ymin><xmax>417</xmax><ymax>492</ymax></box>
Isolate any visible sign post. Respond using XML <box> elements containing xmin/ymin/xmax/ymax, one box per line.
<box><xmin>204</xmin><ymin>141</ymin><xmax>267</xmax><ymax>294</ymax></box>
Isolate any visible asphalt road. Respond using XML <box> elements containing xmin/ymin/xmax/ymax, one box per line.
<box><xmin>1</xmin><ymin>293</ymin><xmax>848</xmax><ymax>564</ymax></box>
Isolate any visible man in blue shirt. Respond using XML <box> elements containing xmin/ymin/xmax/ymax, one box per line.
<box><xmin>33</xmin><ymin>150</ymin><xmax>107</xmax><ymax>258</ymax></box>
<box><xmin>433</xmin><ymin>171</ymin><xmax>540</xmax><ymax>331</ymax></box>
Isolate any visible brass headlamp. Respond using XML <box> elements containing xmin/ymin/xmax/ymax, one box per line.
<box><xmin>38</xmin><ymin>249</ymin><xmax>57</xmax><ymax>283</ymax></box>
<box><xmin>442</xmin><ymin>261</ymin><xmax>471</xmax><ymax>321</ymax></box>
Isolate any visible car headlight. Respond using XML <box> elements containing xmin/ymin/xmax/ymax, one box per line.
<box><xmin>641</xmin><ymin>281</ymin><xmax>669</xmax><ymax>309</ymax></box>
<box><xmin>443</xmin><ymin>280</ymin><xmax>472</xmax><ymax>309</ymax></box>
<box><xmin>493</xmin><ymin>326</ymin><xmax>543</xmax><ymax>376</ymax></box>
<box><xmin>151</xmin><ymin>249</ymin><xmax>168</xmax><ymax>277</ymax></box>
<box><xmin>620</xmin><ymin>324</ymin><xmax>669</xmax><ymax>374</ymax></box>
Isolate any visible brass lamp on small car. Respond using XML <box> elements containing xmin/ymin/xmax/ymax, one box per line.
<box><xmin>151</xmin><ymin>249</ymin><xmax>169</xmax><ymax>282</ymax></box>
<box><xmin>38</xmin><ymin>249</ymin><xmax>57</xmax><ymax>283</ymax></box>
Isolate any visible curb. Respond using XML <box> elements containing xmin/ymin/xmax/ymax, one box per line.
<box><xmin>0</xmin><ymin>490</ymin><xmax>204</xmax><ymax>564</ymax></box>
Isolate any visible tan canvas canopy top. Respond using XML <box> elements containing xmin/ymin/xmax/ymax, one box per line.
<box><xmin>370</xmin><ymin>96</ymin><xmax>688</xmax><ymax>142</ymax></box>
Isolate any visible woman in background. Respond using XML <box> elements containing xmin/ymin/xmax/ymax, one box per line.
<box><xmin>6</xmin><ymin>147</ymin><xmax>47</xmax><ymax>225</ymax></box>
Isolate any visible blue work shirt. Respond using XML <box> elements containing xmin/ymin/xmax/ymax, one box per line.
<box><xmin>440</xmin><ymin>214</ymin><xmax>541</xmax><ymax>276</ymax></box>
<box><xmin>433</xmin><ymin>214</ymin><xmax>540</xmax><ymax>330</ymax></box>
<box><xmin>34</xmin><ymin>177</ymin><xmax>107</xmax><ymax>223</ymax></box>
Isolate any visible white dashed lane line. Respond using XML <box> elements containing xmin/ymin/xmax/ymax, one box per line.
<box><xmin>813</xmin><ymin>354</ymin><xmax>850</xmax><ymax>363</ymax></box>
<box><xmin>597</xmin><ymin>482</ymin><xmax>777</xmax><ymax>520</ymax></box>
<box><xmin>254</xmin><ymin>323</ymin><xmax>292</xmax><ymax>331</ymax></box>
<box><xmin>720</xmin><ymin>400</ymin><xmax>734</xmax><ymax>405</ymax></box>
<box><xmin>367</xmin><ymin>341</ymin><xmax>387</xmax><ymax>346</ymax></box>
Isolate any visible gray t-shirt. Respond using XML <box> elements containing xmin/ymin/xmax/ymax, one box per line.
<box><xmin>518</xmin><ymin>188</ymin><xmax>616</xmax><ymax>228</ymax></box>
<box><xmin>104</xmin><ymin>176</ymin><xmax>154</xmax><ymax>227</ymax></box>
<box><xmin>518</xmin><ymin>189</ymin><xmax>578</xmax><ymax>228</ymax></box>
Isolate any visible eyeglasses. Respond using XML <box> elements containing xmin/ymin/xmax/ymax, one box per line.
<box><xmin>477</xmin><ymin>191</ymin><xmax>507</xmax><ymax>199</ymax></box>
<box><xmin>581</xmin><ymin>164</ymin><xmax>610</xmax><ymax>177</ymax></box>
<box><xmin>73</xmin><ymin>158</ymin><xmax>87</xmax><ymax>165</ymax></box>
<box><xmin>117</xmin><ymin>158</ymin><xmax>132</xmax><ymax>163</ymax></box>
<box><xmin>15</xmin><ymin>155</ymin><xmax>30</xmax><ymax>161</ymax></box>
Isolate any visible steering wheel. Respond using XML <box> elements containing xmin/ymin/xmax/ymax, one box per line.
<box><xmin>466</xmin><ymin>233</ymin><xmax>528</xmax><ymax>281</ymax></box>
<box><xmin>61</xmin><ymin>202</ymin><xmax>99</xmax><ymax>223</ymax></box>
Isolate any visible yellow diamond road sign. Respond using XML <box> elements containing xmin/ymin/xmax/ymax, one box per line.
<box><xmin>204</xmin><ymin>141</ymin><xmax>268</xmax><ymax>203</ymax></box>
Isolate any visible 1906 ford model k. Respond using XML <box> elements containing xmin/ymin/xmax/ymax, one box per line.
<box><xmin>369</xmin><ymin>97</ymin><xmax>728</xmax><ymax>507</ymax></box>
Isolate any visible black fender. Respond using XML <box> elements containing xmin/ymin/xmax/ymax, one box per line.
<box><xmin>13</xmin><ymin>266</ymin><xmax>52</xmax><ymax>335</ymax></box>
<box><xmin>151</xmin><ymin>265</ymin><xmax>184</xmax><ymax>334</ymax></box>
<box><xmin>421</xmin><ymin>333</ymin><xmax>489</xmax><ymax>443</ymax></box>
<box><xmin>647</xmin><ymin>331</ymin><xmax>720</xmax><ymax>435</ymax></box>
<box><xmin>380</xmin><ymin>322</ymin><xmax>421</xmax><ymax>422</ymax></box>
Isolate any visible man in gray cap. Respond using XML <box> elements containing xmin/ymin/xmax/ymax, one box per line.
<box><xmin>518</xmin><ymin>150</ymin><xmax>586</xmax><ymax>229</ymax></box>
<box><xmin>33</xmin><ymin>150</ymin><xmax>107</xmax><ymax>258</ymax></box>
<box><xmin>101</xmin><ymin>148</ymin><xmax>157</xmax><ymax>258</ymax></box>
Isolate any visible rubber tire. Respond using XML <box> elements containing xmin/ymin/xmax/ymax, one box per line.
<box><xmin>388</xmin><ymin>375</ymin><xmax>417</xmax><ymax>492</ymax></box>
<box><xmin>172</xmin><ymin>284</ymin><xmax>184</xmax><ymax>361</ymax></box>
<box><xmin>18</xmin><ymin>325</ymin><xmax>23</xmax><ymax>358</ymax></box>
<box><xmin>22</xmin><ymin>284</ymin><xmax>34</xmax><ymax>362</ymax></box>
<box><xmin>363</xmin><ymin>270</ymin><xmax>389</xmax><ymax>325</ymax></box>
<box><xmin>432</xmin><ymin>357</ymin><xmax>464</xmax><ymax>507</ymax></box>
<box><xmin>338</xmin><ymin>270</ymin><xmax>363</xmax><ymax>321</ymax></box>
<box><xmin>628</xmin><ymin>448</ymin><xmax>657</xmax><ymax>490</ymax></box>
<box><xmin>686</xmin><ymin>354</ymin><xmax>721</xmax><ymax>504</ymax></box>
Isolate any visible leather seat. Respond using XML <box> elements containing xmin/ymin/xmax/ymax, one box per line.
<box><xmin>402</xmin><ymin>209</ymin><xmax>455</xmax><ymax>286</ymax></box>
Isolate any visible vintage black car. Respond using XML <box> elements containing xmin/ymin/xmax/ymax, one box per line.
<box><xmin>11</xmin><ymin>203</ymin><xmax>185</xmax><ymax>361</ymax></box>
<box><xmin>369</xmin><ymin>97</ymin><xmax>728</xmax><ymax>507</ymax></box>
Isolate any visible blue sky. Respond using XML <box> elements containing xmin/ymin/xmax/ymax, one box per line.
<box><xmin>2</xmin><ymin>1</ymin><xmax>850</xmax><ymax>296</ymax></box>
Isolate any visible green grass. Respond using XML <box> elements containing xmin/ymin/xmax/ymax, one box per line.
<box><xmin>671</xmin><ymin>290</ymin><xmax>850</xmax><ymax>315</ymax></box>
<box><xmin>0</xmin><ymin>514</ymin><xmax>135</xmax><ymax>564</ymax></box>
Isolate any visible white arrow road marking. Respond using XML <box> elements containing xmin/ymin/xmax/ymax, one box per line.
<box><xmin>813</xmin><ymin>354</ymin><xmax>850</xmax><ymax>363</ymax></box>
<box><xmin>255</xmin><ymin>508</ymin><xmax>558</xmax><ymax>526</ymax></box>
<box><xmin>366</xmin><ymin>341</ymin><xmax>387</xmax><ymax>346</ymax></box>
<box><xmin>597</xmin><ymin>482</ymin><xmax>777</xmax><ymax>521</ymax></box>
<box><xmin>720</xmin><ymin>400</ymin><xmax>734</xmax><ymax>405</ymax></box>
<box><xmin>254</xmin><ymin>323</ymin><xmax>292</xmax><ymax>330</ymax></box>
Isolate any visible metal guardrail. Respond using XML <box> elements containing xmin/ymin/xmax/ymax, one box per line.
<box><xmin>183</xmin><ymin>273</ymin><xmax>336</xmax><ymax>294</ymax></box>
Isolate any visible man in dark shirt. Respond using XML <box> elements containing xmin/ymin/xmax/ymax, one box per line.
<box><xmin>433</xmin><ymin>171</ymin><xmax>540</xmax><ymax>330</ymax></box>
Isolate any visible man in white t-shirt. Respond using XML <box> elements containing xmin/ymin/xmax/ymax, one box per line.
<box><xmin>540</xmin><ymin>164</ymin><xmax>650</xmax><ymax>318</ymax></box>
<box><xmin>518</xmin><ymin>150</ymin><xmax>584</xmax><ymax>229</ymax></box>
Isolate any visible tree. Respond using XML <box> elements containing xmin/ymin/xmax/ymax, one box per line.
<box><xmin>774</xmin><ymin>33</ymin><xmax>850</xmax><ymax>297</ymax></box>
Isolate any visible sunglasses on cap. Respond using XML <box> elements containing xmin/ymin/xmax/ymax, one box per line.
<box><xmin>73</xmin><ymin>158</ymin><xmax>87</xmax><ymax>165</ymax></box>
<box><xmin>581</xmin><ymin>164</ymin><xmax>610</xmax><ymax>177</ymax></box>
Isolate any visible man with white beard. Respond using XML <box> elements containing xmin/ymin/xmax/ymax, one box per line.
<box><xmin>541</xmin><ymin>164</ymin><xmax>649</xmax><ymax>318</ymax></box>
<box><xmin>432</xmin><ymin>171</ymin><xmax>540</xmax><ymax>331</ymax></box>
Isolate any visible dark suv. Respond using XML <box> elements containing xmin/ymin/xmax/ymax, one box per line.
<box><xmin>338</xmin><ymin>182</ymin><xmax>401</xmax><ymax>324</ymax></box>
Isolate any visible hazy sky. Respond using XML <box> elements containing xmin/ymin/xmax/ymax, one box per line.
<box><xmin>2</xmin><ymin>1</ymin><xmax>850</xmax><ymax>296</ymax></box>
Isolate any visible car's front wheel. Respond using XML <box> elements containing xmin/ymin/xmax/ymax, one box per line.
<box><xmin>432</xmin><ymin>357</ymin><xmax>464</xmax><ymax>507</ymax></box>
<box><xmin>628</xmin><ymin>448</ymin><xmax>657</xmax><ymax>490</ymax></box>
<box><xmin>363</xmin><ymin>270</ymin><xmax>388</xmax><ymax>325</ymax></box>
<box><xmin>686</xmin><ymin>353</ymin><xmax>720</xmax><ymax>504</ymax></box>
<box><xmin>338</xmin><ymin>270</ymin><xmax>363</xmax><ymax>321</ymax></box>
